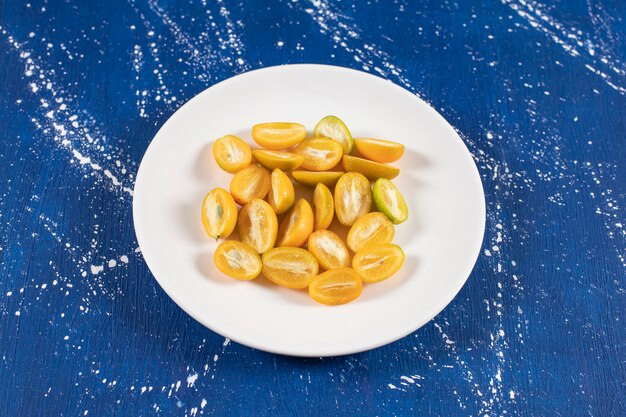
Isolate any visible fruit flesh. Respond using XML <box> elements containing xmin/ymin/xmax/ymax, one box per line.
<box><xmin>262</xmin><ymin>247</ymin><xmax>319</xmax><ymax>289</ymax></box>
<box><xmin>373</xmin><ymin>178</ymin><xmax>408</xmax><ymax>224</ymax></box>
<box><xmin>213</xmin><ymin>135</ymin><xmax>252</xmax><ymax>173</ymax></box>
<box><xmin>334</xmin><ymin>172</ymin><xmax>372</xmax><ymax>226</ymax></box>
<box><xmin>312</xmin><ymin>183</ymin><xmax>334</xmax><ymax>231</ymax></box>
<box><xmin>237</xmin><ymin>199</ymin><xmax>278</xmax><ymax>253</ymax></box>
<box><xmin>276</xmin><ymin>199</ymin><xmax>314</xmax><ymax>247</ymax></box>
<box><xmin>347</xmin><ymin>212</ymin><xmax>395</xmax><ymax>252</ymax></box>
<box><xmin>214</xmin><ymin>241</ymin><xmax>262</xmax><ymax>280</ymax></box>
<box><xmin>201</xmin><ymin>187</ymin><xmax>237</xmax><ymax>239</ymax></box>
<box><xmin>309</xmin><ymin>267</ymin><xmax>363</xmax><ymax>305</ymax></box>
<box><xmin>313</xmin><ymin>115</ymin><xmax>353</xmax><ymax>154</ymax></box>
<box><xmin>352</xmin><ymin>243</ymin><xmax>405</xmax><ymax>283</ymax></box>
<box><xmin>294</xmin><ymin>138</ymin><xmax>343</xmax><ymax>171</ymax></box>
<box><xmin>229</xmin><ymin>164</ymin><xmax>271</xmax><ymax>205</ymax></box>
<box><xmin>307</xmin><ymin>230</ymin><xmax>350</xmax><ymax>270</ymax></box>
<box><xmin>251</xmin><ymin>123</ymin><xmax>306</xmax><ymax>150</ymax></box>
<box><xmin>267</xmin><ymin>168</ymin><xmax>295</xmax><ymax>215</ymax></box>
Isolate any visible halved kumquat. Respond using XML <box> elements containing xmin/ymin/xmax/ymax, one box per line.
<box><xmin>353</xmin><ymin>138</ymin><xmax>404</xmax><ymax>163</ymax></box>
<box><xmin>252</xmin><ymin>122</ymin><xmax>306</xmax><ymax>150</ymax></box>
<box><xmin>307</xmin><ymin>230</ymin><xmax>350</xmax><ymax>270</ymax></box>
<box><xmin>373</xmin><ymin>178</ymin><xmax>408</xmax><ymax>224</ymax></box>
<box><xmin>309</xmin><ymin>267</ymin><xmax>363</xmax><ymax>305</ymax></box>
<box><xmin>291</xmin><ymin>170</ymin><xmax>344</xmax><ymax>188</ymax></box>
<box><xmin>342</xmin><ymin>155</ymin><xmax>400</xmax><ymax>180</ymax></box>
<box><xmin>312</xmin><ymin>183</ymin><xmax>334</xmax><ymax>230</ymax></box>
<box><xmin>230</xmin><ymin>164</ymin><xmax>271</xmax><ymax>205</ymax></box>
<box><xmin>213</xmin><ymin>135</ymin><xmax>252</xmax><ymax>173</ymax></box>
<box><xmin>267</xmin><ymin>168</ymin><xmax>295</xmax><ymax>215</ymax></box>
<box><xmin>237</xmin><ymin>199</ymin><xmax>278</xmax><ymax>253</ymax></box>
<box><xmin>262</xmin><ymin>247</ymin><xmax>319</xmax><ymax>289</ymax></box>
<box><xmin>214</xmin><ymin>240</ymin><xmax>262</xmax><ymax>281</ymax></box>
<box><xmin>346</xmin><ymin>212</ymin><xmax>395</xmax><ymax>252</ymax></box>
<box><xmin>313</xmin><ymin>115</ymin><xmax>353</xmax><ymax>154</ymax></box>
<box><xmin>294</xmin><ymin>138</ymin><xmax>343</xmax><ymax>171</ymax></box>
<box><xmin>352</xmin><ymin>243</ymin><xmax>405</xmax><ymax>283</ymax></box>
<box><xmin>201</xmin><ymin>187</ymin><xmax>238</xmax><ymax>240</ymax></box>
<box><xmin>334</xmin><ymin>172</ymin><xmax>372</xmax><ymax>226</ymax></box>
<box><xmin>252</xmin><ymin>149</ymin><xmax>304</xmax><ymax>171</ymax></box>
<box><xmin>276</xmin><ymin>199</ymin><xmax>314</xmax><ymax>247</ymax></box>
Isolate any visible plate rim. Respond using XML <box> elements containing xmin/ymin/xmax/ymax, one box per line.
<box><xmin>133</xmin><ymin>63</ymin><xmax>486</xmax><ymax>357</ymax></box>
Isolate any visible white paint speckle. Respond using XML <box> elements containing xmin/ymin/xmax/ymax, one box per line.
<box><xmin>90</xmin><ymin>265</ymin><xmax>104</xmax><ymax>275</ymax></box>
<box><xmin>187</xmin><ymin>373</ymin><xmax>198</xmax><ymax>387</ymax></box>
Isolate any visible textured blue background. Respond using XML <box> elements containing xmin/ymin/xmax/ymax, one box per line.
<box><xmin>1</xmin><ymin>0</ymin><xmax>625</xmax><ymax>416</ymax></box>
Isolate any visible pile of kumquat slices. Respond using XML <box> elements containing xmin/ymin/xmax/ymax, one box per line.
<box><xmin>202</xmin><ymin>115</ymin><xmax>409</xmax><ymax>306</ymax></box>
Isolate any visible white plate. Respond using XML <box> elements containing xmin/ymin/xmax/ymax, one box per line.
<box><xmin>133</xmin><ymin>64</ymin><xmax>485</xmax><ymax>357</ymax></box>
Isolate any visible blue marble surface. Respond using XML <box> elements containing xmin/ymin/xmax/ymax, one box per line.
<box><xmin>1</xmin><ymin>0</ymin><xmax>624</xmax><ymax>415</ymax></box>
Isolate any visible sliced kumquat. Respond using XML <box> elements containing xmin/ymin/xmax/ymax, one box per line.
<box><xmin>213</xmin><ymin>135</ymin><xmax>252</xmax><ymax>173</ymax></box>
<box><xmin>346</xmin><ymin>212</ymin><xmax>395</xmax><ymax>252</ymax></box>
<box><xmin>313</xmin><ymin>115</ymin><xmax>353</xmax><ymax>154</ymax></box>
<box><xmin>352</xmin><ymin>243</ymin><xmax>405</xmax><ymax>283</ymax></box>
<box><xmin>373</xmin><ymin>178</ymin><xmax>408</xmax><ymax>224</ymax></box>
<box><xmin>312</xmin><ymin>183</ymin><xmax>334</xmax><ymax>230</ymax></box>
<box><xmin>294</xmin><ymin>138</ymin><xmax>343</xmax><ymax>171</ymax></box>
<box><xmin>267</xmin><ymin>168</ymin><xmax>295</xmax><ymax>215</ymax></box>
<box><xmin>251</xmin><ymin>122</ymin><xmax>306</xmax><ymax>150</ymax></box>
<box><xmin>276</xmin><ymin>199</ymin><xmax>314</xmax><ymax>247</ymax></box>
<box><xmin>237</xmin><ymin>199</ymin><xmax>278</xmax><ymax>253</ymax></box>
<box><xmin>262</xmin><ymin>247</ymin><xmax>319</xmax><ymax>289</ymax></box>
<box><xmin>291</xmin><ymin>170</ymin><xmax>344</xmax><ymax>188</ymax></box>
<box><xmin>214</xmin><ymin>240</ymin><xmax>262</xmax><ymax>280</ymax></box>
<box><xmin>308</xmin><ymin>267</ymin><xmax>363</xmax><ymax>306</ymax></box>
<box><xmin>334</xmin><ymin>172</ymin><xmax>372</xmax><ymax>226</ymax></box>
<box><xmin>342</xmin><ymin>155</ymin><xmax>400</xmax><ymax>181</ymax></box>
<box><xmin>201</xmin><ymin>187</ymin><xmax>238</xmax><ymax>239</ymax></box>
<box><xmin>307</xmin><ymin>230</ymin><xmax>350</xmax><ymax>270</ymax></box>
<box><xmin>230</xmin><ymin>164</ymin><xmax>271</xmax><ymax>205</ymax></box>
<box><xmin>353</xmin><ymin>138</ymin><xmax>404</xmax><ymax>163</ymax></box>
<box><xmin>251</xmin><ymin>149</ymin><xmax>304</xmax><ymax>171</ymax></box>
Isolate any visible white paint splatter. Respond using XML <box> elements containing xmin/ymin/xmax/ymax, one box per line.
<box><xmin>186</xmin><ymin>373</ymin><xmax>198</xmax><ymax>387</ymax></box>
<box><xmin>502</xmin><ymin>0</ymin><xmax>626</xmax><ymax>95</ymax></box>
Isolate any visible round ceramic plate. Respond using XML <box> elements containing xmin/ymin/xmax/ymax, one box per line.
<box><xmin>133</xmin><ymin>64</ymin><xmax>485</xmax><ymax>357</ymax></box>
